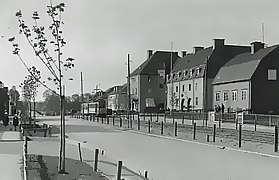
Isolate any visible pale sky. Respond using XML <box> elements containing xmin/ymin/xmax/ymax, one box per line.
<box><xmin>1</xmin><ymin>0</ymin><xmax>279</xmax><ymax>101</ymax></box>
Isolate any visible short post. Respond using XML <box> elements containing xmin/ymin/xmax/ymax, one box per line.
<box><xmin>182</xmin><ymin>115</ymin><xmax>184</xmax><ymax>124</ymax></box>
<box><xmin>101</xmin><ymin>117</ymin><xmax>104</xmax><ymax>124</ymax></box>
<box><xmin>148</xmin><ymin>120</ymin><xmax>151</xmax><ymax>133</ymax></box>
<box><xmin>193</xmin><ymin>123</ymin><xmax>196</xmax><ymax>140</ymax></box>
<box><xmin>206</xmin><ymin>134</ymin><xmax>210</xmax><ymax>142</ymax></box>
<box><xmin>254</xmin><ymin>115</ymin><xmax>257</xmax><ymax>131</ymax></box>
<box><xmin>218</xmin><ymin>119</ymin><xmax>221</xmax><ymax>128</ymax></box>
<box><xmin>137</xmin><ymin>118</ymin><xmax>140</xmax><ymax>130</ymax></box>
<box><xmin>161</xmin><ymin>121</ymin><xmax>164</xmax><ymax>135</ymax></box>
<box><xmin>78</xmin><ymin>143</ymin><xmax>83</xmax><ymax>161</ymax></box>
<box><xmin>144</xmin><ymin>170</ymin><xmax>148</xmax><ymax>179</ymax></box>
<box><xmin>174</xmin><ymin>121</ymin><xmax>177</xmax><ymax>137</ymax></box>
<box><xmin>94</xmin><ymin>149</ymin><xmax>99</xmax><ymax>172</ymax></box>
<box><xmin>213</xmin><ymin>124</ymin><xmax>216</xmax><ymax>143</ymax></box>
<box><xmin>113</xmin><ymin>116</ymin><xmax>115</xmax><ymax>126</ymax></box>
<box><xmin>116</xmin><ymin>160</ymin><xmax>123</xmax><ymax>180</ymax></box>
<box><xmin>156</xmin><ymin>113</ymin><xmax>159</xmax><ymax>122</ymax></box>
<box><xmin>274</xmin><ymin>125</ymin><xmax>278</xmax><ymax>152</ymax></box>
<box><xmin>120</xmin><ymin>117</ymin><xmax>122</xmax><ymax>127</ymax></box>
<box><xmin>239</xmin><ymin>124</ymin><xmax>242</xmax><ymax>148</ymax></box>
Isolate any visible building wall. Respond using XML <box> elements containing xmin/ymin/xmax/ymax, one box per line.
<box><xmin>251</xmin><ymin>47</ymin><xmax>279</xmax><ymax>114</ymax></box>
<box><xmin>139</xmin><ymin>74</ymin><xmax>166</xmax><ymax>112</ymax></box>
<box><xmin>107</xmin><ymin>94</ymin><xmax>117</xmax><ymax>111</ymax></box>
<box><xmin>130</xmin><ymin>75</ymin><xmax>140</xmax><ymax>111</ymax></box>
<box><xmin>213</xmin><ymin>81</ymin><xmax>250</xmax><ymax>112</ymax></box>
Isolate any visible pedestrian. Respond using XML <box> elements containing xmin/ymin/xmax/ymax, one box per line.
<box><xmin>221</xmin><ymin>103</ymin><xmax>225</xmax><ymax>114</ymax></box>
<box><xmin>13</xmin><ymin>114</ymin><xmax>19</xmax><ymax>131</ymax></box>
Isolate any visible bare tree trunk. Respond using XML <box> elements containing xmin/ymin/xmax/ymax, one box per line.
<box><xmin>29</xmin><ymin>101</ymin><xmax>32</xmax><ymax>124</ymax></box>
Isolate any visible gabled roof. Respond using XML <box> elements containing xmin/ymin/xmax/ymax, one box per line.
<box><xmin>131</xmin><ymin>51</ymin><xmax>180</xmax><ymax>76</ymax></box>
<box><xmin>172</xmin><ymin>47</ymin><xmax>213</xmax><ymax>72</ymax></box>
<box><xmin>213</xmin><ymin>45</ymin><xmax>279</xmax><ymax>85</ymax></box>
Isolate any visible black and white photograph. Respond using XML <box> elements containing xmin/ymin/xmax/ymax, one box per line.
<box><xmin>1</xmin><ymin>0</ymin><xmax>279</xmax><ymax>179</ymax></box>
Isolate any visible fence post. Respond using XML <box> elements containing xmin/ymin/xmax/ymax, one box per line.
<box><xmin>254</xmin><ymin>115</ymin><xmax>257</xmax><ymax>131</ymax></box>
<box><xmin>78</xmin><ymin>143</ymin><xmax>83</xmax><ymax>162</ymax></box>
<box><xmin>156</xmin><ymin>113</ymin><xmax>159</xmax><ymax>122</ymax></box>
<box><xmin>239</xmin><ymin>124</ymin><xmax>242</xmax><ymax>148</ymax></box>
<box><xmin>107</xmin><ymin>116</ymin><xmax>109</xmax><ymax>124</ymax></box>
<box><xmin>113</xmin><ymin>116</ymin><xmax>115</xmax><ymax>126</ymax></box>
<box><xmin>164</xmin><ymin>113</ymin><xmax>166</xmax><ymax>123</ymax></box>
<box><xmin>130</xmin><ymin>118</ymin><xmax>133</xmax><ymax>129</ymax></box>
<box><xmin>218</xmin><ymin>119</ymin><xmax>221</xmax><ymax>129</ymax></box>
<box><xmin>161</xmin><ymin>121</ymin><xmax>164</xmax><ymax>135</ymax></box>
<box><xmin>193</xmin><ymin>123</ymin><xmax>196</xmax><ymax>140</ymax></box>
<box><xmin>116</xmin><ymin>160</ymin><xmax>123</xmax><ymax>180</ymax></box>
<box><xmin>213</xmin><ymin>124</ymin><xmax>216</xmax><ymax>143</ymax></box>
<box><xmin>120</xmin><ymin>117</ymin><xmax>122</xmax><ymax>127</ymax></box>
<box><xmin>148</xmin><ymin>120</ymin><xmax>151</xmax><ymax>133</ymax></box>
<box><xmin>174</xmin><ymin>121</ymin><xmax>178</xmax><ymax>137</ymax></box>
<box><xmin>101</xmin><ymin>117</ymin><xmax>104</xmax><ymax>124</ymax></box>
<box><xmin>274</xmin><ymin>125</ymin><xmax>278</xmax><ymax>152</ymax></box>
<box><xmin>137</xmin><ymin>117</ymin><xmax>140</xmax><ymax>130</ymax></box>
<box><xmin>143</xmin><ymin>112</ymin><xmax>145</xmax><ymax>121</ymax></box>
<box><xmin>182</xmin><ymin>115</ymin><xmax>184</xmax><ymax>124</ymax></box>
<box><xmin>206</xmin><ymin>134</ymin><xmax>210</xmax><ymax>142</ymax></box>
<box><xmin>144</xmin><ymin>170</ymin><xmax>148</xmax><ymax>179</ymax></box>
<box><xmin>94</xmin><ymin>149</ymin><xmax>99</xmax><ymax>172</ymax></box>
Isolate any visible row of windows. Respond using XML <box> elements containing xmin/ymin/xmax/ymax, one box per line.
<box><xmin>168</xmin><ymin>66</ymin><xmax>204</xmax><ymax>81</ymax></box>
<box><xmin>215</xmin><ymin>89</ymin><xmax>248</xmax><ymax>102</ymax></box>
<box><xmin>175</xmin><ymin>83</ymin><xmax>198</xmax><ymax>92</ymax></box>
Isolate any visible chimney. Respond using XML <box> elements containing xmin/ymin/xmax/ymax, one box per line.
<box><xmin>147</xmin><ymin>50</ymin><xmax>153</xmax><ymax>58</ymax></box>
<box><xmin>193</xmin><ymin>46</ymin><xmax>204</xmax><ymax>54</ymax></box>
<box><xmin>213</xmin><ymin>39</ymin><xmax>225</xmax><ymax>50</ymax></box>
<box><xmin>181</xmin><ymin>51</ymin><xmax>187</xmax><ymax>57</ymax></box>
<box><xmin>251</xmin><ymin>41</ymin><xmax>264</xmax><ymax>54</ymax></box>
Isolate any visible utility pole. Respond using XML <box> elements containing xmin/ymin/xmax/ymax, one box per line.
<box><xmin>170</xmin><ymin>42</ymin><xmax>174</xmax><ymax>111</ymax></box>
<box><xmin>127</xmin><ymin>54</ymin><xmax>131</xmax><ymax>127</ymax></box>
<box><xmin>81</xmin><ymin>72</ymin><xmax>84</xmax><ymax>117</ymax></box>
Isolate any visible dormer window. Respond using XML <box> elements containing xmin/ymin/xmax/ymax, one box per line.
<box><xmin>178</xmin><ymin>71</ymin><xmax>182</xmax><ymax>77</ymax></box>
<box><xmin>184</xmin><ymin>70</ymin><xmax>188</xmax><ymax>77</ymax></box>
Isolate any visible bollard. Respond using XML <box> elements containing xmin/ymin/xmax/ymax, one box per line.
<box><xmin>206</xmin><ymin>134</ymin><xmax>210</xmax><ymax>142</ymax></box>
<box><xmin>113</xmin><ymin>116</ymin><xmax>115</xmax><ymax>126</ymax></box>
<box><xmin>116</xmin><ymin>160</ymin><xmax>123</xmax><ymax>180</ymax></box>
<box><xmin>94</xmin><ymin>149</ymin><xmax>99</xmax><ymax>172</ymax></box>
<box><xmin>137</xmin><ymin>118</ymin><xmax>140</xmax><ymax>130</ymax></box>
<box><xmin>239</xmin><ymin>124</ymin><xmax>242</xmax><ymax>148</ymax></box>
<box><xmin>148</xmin><ymin>120</ymin><xmax>151</xmax><ymax>133</ymax></box>
<box><xmin>254</xmin><ymin>115</ymin><xmax>257</xmax><ymax>131</ymax></box>
<box><xmin>274</xmin><ymin>125</ymin><xmax>278</xmax><ymax>152</ymax></box>
<box><xmin>144</xmin><ymin>170</ymin><xmax>148</xmax><ymax>179</ymax></box>
<box><xmin>213</xmin><ymin>124</ymin><xmax>216</xmax><ymax>143</ymax></box>
<box><xmin>78</xmin><ymin>143</ymin><xmax>83</xmax><ymax>161</ymax></box>
<box><xmin>174</xmin><ymin>122</ymin><xmax>177</xmax><ymax>137</ymax></box>
<box><xmin>182</xmin><ymin>115</ymin><xmax>184</xmax><ymax>124</ymax></box>
<box><xmin>161</xmin><ymin>121</ymin><xmax>164</xmax><ymax>135</ymax></box>
<box><xmin>120</xmin><ymin>117</ymin><xmax>122</xmax><ymax>127</ymax></box>
<box><xmin>193</xmin><ymin>123</ymin><xmax>196</xmax><ymax>140</ymax></box>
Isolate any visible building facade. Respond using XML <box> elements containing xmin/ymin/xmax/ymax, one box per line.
<box><xmin>107</xmin><ymin>84</ymin><xmax>127</xmax><ymax>113</ymax></box>
<box><xmin>166</xmin><ymin>39</ymin><xmax>251</xmax><ymax>112</ymax></box>
<box><xmin>213</xmin><ymin>42</ymin><xmax>279</xmax><ymax>114</ymax></box>
<box><xmin>130</xmin><ymin>50</ymin><xmax>180</xmax><ymax>112</ymax></box>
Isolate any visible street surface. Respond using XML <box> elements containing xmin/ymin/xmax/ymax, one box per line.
<box><xmin>39</xmin><ymin>116</ymin><xmax>279</xmax><ymax>180</ymax></box>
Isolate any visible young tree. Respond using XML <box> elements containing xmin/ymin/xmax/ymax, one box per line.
<box><xmin>9</xmin><ymin>1</ymin><xmax>74</xmax><ymax>173</ymax></box>
<box><xmin>19</xmin><ymin>66</ymin><xmax>41</xmax><ymax>124</ymax></box>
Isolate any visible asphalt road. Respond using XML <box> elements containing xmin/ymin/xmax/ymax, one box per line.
<box><xmin>39</xmin><ymin>116</ymin><xmax>279</xmax><ymax>180</ymax></box>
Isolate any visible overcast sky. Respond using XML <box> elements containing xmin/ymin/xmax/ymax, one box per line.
<box><xmin>1</xmin><ymin>0</ymin><xmax>279</xmax><ymax>101</ymax></box>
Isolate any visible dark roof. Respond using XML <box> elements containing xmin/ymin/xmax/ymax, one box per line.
<box><xmin>172</xmin><ymin>47</ymin><xmax>213</xmax><ymax>72</ymax></box>
<box><xmin>213</xmin><ymin>45</ymin><xmax>279</xmax><ymax>85</ymax></box>
<box><xmin>131</xmin><ymin>51</ymin><xmax>180</xmax><ymax>76</ymax></box>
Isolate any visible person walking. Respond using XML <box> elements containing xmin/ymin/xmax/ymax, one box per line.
<box><xmin>13</xmin><ymin>114</ymin><xmax>19</xmax><ymax>131</ymax></box>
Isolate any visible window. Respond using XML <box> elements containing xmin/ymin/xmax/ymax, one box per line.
<box><xmin>148</xmin><ymin>88</ymin><xmax>152</xmax><ymax>94</ymax></box>
<box><xmin>159</xmin><ymin>83</ymin><xmax>164</xmax><ymax>88</ymax></box>
<box><xmin>189</xmin><ymin>84</ymin><xmax>191</xmax><ymax>91</ymax></box>
<box><xmin>135</xmin><ymin>88</ymin><xmax>137</xmax><ymax>95</ymax></box>
<box><xmin>176</xmin><ymin>86</ymin><xmax>178</xmax><ymax>92</ymax></box>
<box><xmin>215</xmin><ymin>92</ymin><xmax>220</xmax><ymax>101</ymax></box>
<box><xmin>195</xmin><ymin>97</ymin><xmax>198</xmax><ymax>105</ymax></box>
<box><xmin>223</xmin><ymin>91</ymin><xmax>229</xmax><ymax>101</ymax></box>
<box><xmin>268</xmin><ymin>69</ymin><xmax>277</xmax><ymax>80</ymax></box>
<box><xmin>241</xmin><ymin>89</ymin><xmax>247</xmax><ymax>100</ymax></box>
<box><xmin>195</xmin><ymin>83</ymin><xmax>198</xmax><ymax>91</ymax></box>
<box><xmin>178</xmin><ymin>72</ymin><xmax>182</xmax><ymax>77</ymax></box>
<box><xmin>182</xmin><ymin>85</ymin><xmax>185</xmax><ymax>92</ymax></box>
<box><xmin>148</xmin><ymin>76</ymin><xmax>151</xmax><ymax>82</ymax></box>
<box><xmin>232</xmin><ymin>90</ymin><xmax>238</xmax><ymax>101</ymax></box>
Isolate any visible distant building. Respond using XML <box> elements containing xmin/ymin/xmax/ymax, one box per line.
<box><xmin>107</xmin><ymin>84</ymin><xmax>127</xmax><ymax>113</ymax></box>
<box><xmin>212</xmin><ymin>42</ymin><xmax>279</xmax><ymax>114</ymax></box>
<box><xmin>166</xmin><ymin>39</ymin><xmax>250</xmax><ymax>112</ymax></box>
<box><xmin>130</xmin><ymin>50</ymin><xmax>180</xmax><ymax>112</ymax></box>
